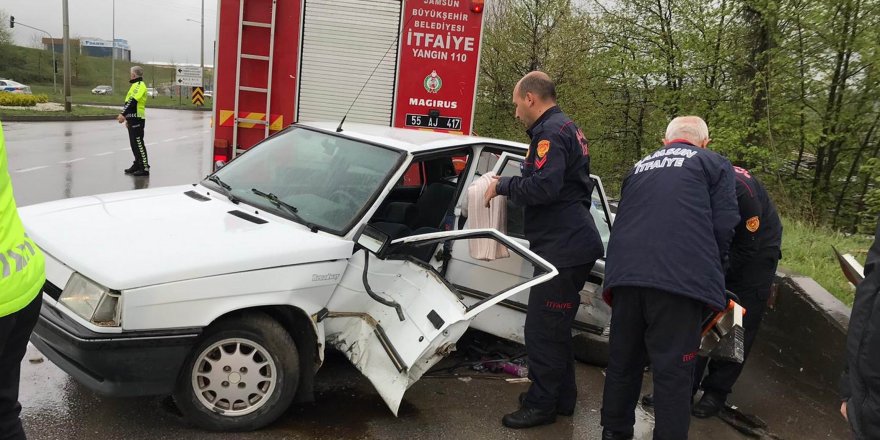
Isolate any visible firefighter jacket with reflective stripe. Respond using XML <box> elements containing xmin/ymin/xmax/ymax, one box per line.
<box><xmin>603</xmin><ymin>141</ymin><xmax>739</xmax><ymax>311</ymax></box>
<box><xmin>121</xmin><ymin>77</ymin><xmax>147</xmax><ymax>119</ymax></box>
<box><xmin>0</xmin><ymin>121</ymin><xmax>45</xmax><ymax>317</ymax></box>
<box><xmin>496</xmin><ymin>106</ymin><xmax>605</xmax><ymax>269</ymax></box>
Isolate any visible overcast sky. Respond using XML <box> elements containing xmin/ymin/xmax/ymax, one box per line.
<box><xmin>4</xmin><ymin>0</ymin><xmax>217</xmax><ymax>65</ymax></box>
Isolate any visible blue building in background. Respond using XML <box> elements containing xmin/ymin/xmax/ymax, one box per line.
<box><xmin>42</xmin><ymin>37</ymin><xmax>131</xmax><ymax>61</ymax></box>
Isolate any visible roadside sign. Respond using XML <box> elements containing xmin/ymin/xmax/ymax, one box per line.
<box><xmin>192</xmin><ymin>87</ymin><xmax>205</xmax><ymax>106</ymax></box>
<box><xmin>176</xmin><ymin>66</ymin><xmax>203</xmax><ymax>87</ymax></box>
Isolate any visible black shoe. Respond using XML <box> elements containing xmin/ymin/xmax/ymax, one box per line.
<box><xmin>692</xmin><ymin>392</ymin><xmax>725</xmax><ymax>418</ymax></box>
<box><xmin>641</xmin><ymin>393</ymin><xmax>654</xmax><ymax>407</ymax></box>
<box><xmin>601</xmin><ymin>427</ymin><xmax>634</xmax><ymax>440</ymax></box>
<box><xmin>518</xmin><ymin>392</ymin><xmax>574</xmax><ymax>416</ymax></box>
<box><xmin>501</xmin><ymin>407</ymin><xmax>556</xmax><ymax>429</ymax></box>
<box><xmin>130</xmin><ymin>168</ymin><xmax>150</xmax><ymax>177</ymax></box>
<box><xmin>124</xmin><ymin>163</ymin><xmax>139</xmax><ymax>174</ymax></box>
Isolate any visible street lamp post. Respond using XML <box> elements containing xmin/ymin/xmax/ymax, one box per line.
<box><xmin>186</xmin><ymin>11</ymin><xmax>205</xmax><ymax>88</ymax></box>
<box><xmin>13</xmin><ymin>21</ymin><xmax>58</xmax><ymax>94</ymax></box>
<box><xmin>111</xmin><ymin>0</ymin><xmax>115</xmax><ymax>96</ymax></box>
<box><xmin>62</xmin><ymin>0</ymin><xmax>71</xmax><ymax>112</ymax></box>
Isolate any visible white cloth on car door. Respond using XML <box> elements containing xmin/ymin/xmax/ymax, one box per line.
<box><xmin>463</xmin><ymin>171</ymin><xmax>509</xmax><ymax>261</ymax></box>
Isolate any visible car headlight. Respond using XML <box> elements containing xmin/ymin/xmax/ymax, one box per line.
<box><xmin>59</xmin><ymin>273</ymin><xmax>122</xmax><ymax>326</ymax></box>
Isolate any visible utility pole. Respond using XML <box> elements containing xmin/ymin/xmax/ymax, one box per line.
<box><xmin>111</xmin><ymin>0</ymin><xmax>115</xmax><ymax>95</ymax></box>
<box><xmin>62</xmin><ymin>0</ymin><xmax>71</xmax><ymax>112</ymax></box>
<box><xmin>201</xmin><ymin>0</ymin><xmax>205</xmax><ymax>89</ymax></box>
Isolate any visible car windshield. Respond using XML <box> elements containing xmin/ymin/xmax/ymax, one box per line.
<box><xmin>207</xmin><ymin>126</ymin><xmax>404</xmax><ymax>234</ymax></box>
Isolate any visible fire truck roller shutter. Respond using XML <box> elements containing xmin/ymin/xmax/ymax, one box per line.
<box><xmin>297</xmin><ymin>0</ymin><xmax>402</xmax><ymax>125</ymax></box>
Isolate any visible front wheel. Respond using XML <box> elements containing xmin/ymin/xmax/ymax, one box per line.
<box><xmin>173</xmin><ymin>312</ymin><xmax>300</xmax><ymax>431</ymax></box>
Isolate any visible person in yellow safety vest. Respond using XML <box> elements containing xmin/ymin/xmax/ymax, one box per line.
<box><xmin>117</xmin><ymin>66</ymin><xmax>150</xmax><ymax>177</ymax></box>
<box><xmin>0</xmin><ymin>120</ymin><xmax>46</xmax><ymax>440</ymax></box>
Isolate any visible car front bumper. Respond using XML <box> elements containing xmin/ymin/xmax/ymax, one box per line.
<box><xmin>30</xmin><ymin>282</ymin><xmax>202</xmax><ymax>397</ymax></box>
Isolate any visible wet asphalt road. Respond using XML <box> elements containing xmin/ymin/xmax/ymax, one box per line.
<box><xmin>4</xmin><ymin>108</ymin><xmax>212</xmax><ymax>207</ymax></box>
<box><xmin>3</xmin><ymin>112</ymin><xmax>853</xmax><ymax>439</ymax></box>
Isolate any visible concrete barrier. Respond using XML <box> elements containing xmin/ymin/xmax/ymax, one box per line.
<box><xmin>760</xmin><ymin>270</ymin><xmax>851</xmax><ymax>392</ymax></box>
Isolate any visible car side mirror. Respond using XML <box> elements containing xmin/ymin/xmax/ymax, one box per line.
<box><xmin>355</xmin><ymin>224</ymin><xmax>390</xmax><ymax>257</ymax></box>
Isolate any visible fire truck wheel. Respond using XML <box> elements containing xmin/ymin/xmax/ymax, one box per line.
<box><xmin>572</xmin><ymin>332</ymin><xmax>609</xmax><ymax>367</ymax></box>
<box><xmin>173</xmin><ymin>312</ymin><xmax>300</xmax><ymax>431</ymax></box>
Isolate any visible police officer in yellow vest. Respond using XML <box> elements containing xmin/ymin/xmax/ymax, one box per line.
<box><xmin>117</xmin><ymin>66</ymin><xmax>150</xmax><ymax>176</ymax></box>
<box><xmin>0</xmin><ymin>120</ymin><xmax>46</xmax><ymax>440</ymax></box>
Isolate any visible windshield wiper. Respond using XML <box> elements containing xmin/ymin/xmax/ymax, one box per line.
<box><xmin>205</xmin><ymin>175</ymin><xmax>239</xmax><ymax>203</ymax></box>
<box><xmin>251</xmin><ymin>188</ymin><xmax>319</xmax><ymax>232</ymax></box>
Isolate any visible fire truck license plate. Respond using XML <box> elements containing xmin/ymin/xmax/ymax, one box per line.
<box><xmin>405</xmin><ymin>114</ymin><xmax>462</xmax><ymax>130</ymax></box>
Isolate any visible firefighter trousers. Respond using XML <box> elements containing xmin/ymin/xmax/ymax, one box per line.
<box><xmin>601</xmin><ymin>286</ymin><xmax>704</xmax><ymax>440</ymax></box>
<box><xmin>522</xmin><ymin>263</ymin><xmax>592</xmax><ymax>413</ymax></box>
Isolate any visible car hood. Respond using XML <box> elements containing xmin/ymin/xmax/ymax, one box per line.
<box><xmin>18</xmin><ymin>185</ymin><xmax>354</xmax><ymax>290</ymax></box>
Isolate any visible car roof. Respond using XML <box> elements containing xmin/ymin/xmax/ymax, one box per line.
<box><xmin>298</xmin><ymin>121</ymin><xmax>528</xmax><ymax>154</ymax></box>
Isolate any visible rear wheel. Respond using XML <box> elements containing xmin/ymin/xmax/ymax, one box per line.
<box><xmin>572</xmin><ymin>331</ymin><xmax>609</xmax><ymax>367</ymax></box>
<box><xmin>173</xmin><ymin>312</ymin><xmax>300</xmax><ymax>431</ymax></box>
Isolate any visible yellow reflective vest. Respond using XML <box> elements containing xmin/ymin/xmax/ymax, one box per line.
<box><xmin>0</xmin><ymin>121</ymin><xmax>45</xmax><ymax>317</ymax></box>
<box><xmin>122</xmin><ymin>78</ymin><xmax>147</xmax><ymax>119</ymax></box>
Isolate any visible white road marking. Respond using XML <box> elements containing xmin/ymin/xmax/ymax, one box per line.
<box><xmin>145</xmin><ymin>142</ymin><xmax>157</xmax><ymax>146</ymax></box>
<box><xmin>58</xmin><ymin>158</ymin><xmax>85</xmax><ymax>164</ymax></box>
<box><xmin>15</xmin><ymin>166</ymin><xmax>49</xmax><ymax>173</ymax></box>
<box><xmin>160</xmin><ymin>138</ymin><xmax>175</xmax><ymax>142</ymax></box>
<box><xmin>94</xmin><ymin>151</ymin><xmax>114</xmax><ymax>156</ymax></box>
<box><xmin>118</xmin><ymin>148</ymin><xmax>130</xmax><ymax>151</ymax></box>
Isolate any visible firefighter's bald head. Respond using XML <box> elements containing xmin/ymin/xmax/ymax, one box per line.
<box><xmin>512</xmin><ymin>71</ymin><xmax>557</xmax><ymax>127</ymax></box>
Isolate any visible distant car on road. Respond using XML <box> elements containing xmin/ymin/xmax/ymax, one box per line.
<box><xmin>91</xmin><ymin>85</ymin><xmax>113</xmax><ymax>95</ymax></box>
<box><xmin>204</xmin><ymin>90</ymin><xmax>213</xmax><ymax>99</ymax></box>
<box><xmin>0</xmin><ymin>79</ymin><xmax>32</xmax><ymax>94</ymax></box>
<box><xmin>147</xmin><ymin>88</ymin><xmax>159</xmax><ymax>98</ymax></box>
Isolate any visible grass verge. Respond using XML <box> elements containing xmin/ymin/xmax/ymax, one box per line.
<box><xmin>30</xmin><ymin>85</ymin><xmax>213</xmax><ymax>111</ymax></box>
<box><xmin>0</xmin><ymin>105</ymin><xmax>118</xmax><ymax>118</ymax></box>
<box><xmin>781</xmin><ymin>216</ymin><xmax>872</xmax><ymax>305</ymax></box>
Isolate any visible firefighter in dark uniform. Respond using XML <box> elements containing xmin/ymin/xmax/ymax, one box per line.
<box><xmin>690</xmin><ymin>165</ymin><xmax>782</xmax><ymax>417</ymax></box>
<box><xmin>600</xmin><ymin>116</ymin><xmax>739</xmax><ymax>440</ymax></box>
<box><xmin>485</xmin><ymin>71</ymin><xmax>604</xmax><ymax>429</ymax></box>
<box><xmin>117</xmin><ymin>66</ymin><xmax>150</xmax><ymax>176</ymax></box>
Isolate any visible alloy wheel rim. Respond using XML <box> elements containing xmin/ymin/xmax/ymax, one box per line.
<box><xmin>191</xmin><ymin>338</ymin><xmax>278</xmax><ymax>417</ymax></box>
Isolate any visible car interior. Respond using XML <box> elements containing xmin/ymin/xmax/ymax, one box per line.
<box><xmin>370</xmin><ymin>149</ymin><xmax>472</xmax><ymax>261</ymax></box>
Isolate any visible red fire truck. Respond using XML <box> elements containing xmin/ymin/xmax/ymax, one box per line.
<box><xmin>211</xmin><ymin>0</ymin><xmax>486</xmax><ymax>166</ymax></box>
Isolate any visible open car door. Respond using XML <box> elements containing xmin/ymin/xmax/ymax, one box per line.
<box><xmin>444</xmin><ymin>151</ymin><xmax>615</xmax><ymax>344</ymax></box>
<box><xmin>322</xmin><ymin>227</ymin><xmax>558</xmax><ymax>415</ymax></box>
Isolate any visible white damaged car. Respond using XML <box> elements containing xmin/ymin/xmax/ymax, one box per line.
<box><xmin>21</xmin><ymin>123</ymin><xmax>614</xmax><ymax>431</ymax></box>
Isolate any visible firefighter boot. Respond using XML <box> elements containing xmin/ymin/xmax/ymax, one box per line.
<box><xmin>692</xmin><ymin>392</ymin><xmax>725</xmax><ymax>418</ymax></box>
<box><xmin>501</xmin><ymin>407</ymin><xmax>556</xmax><ymax>429</ymax></box>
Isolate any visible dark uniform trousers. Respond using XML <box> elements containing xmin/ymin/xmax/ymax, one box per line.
<box><xmin>523</xmin><ymin>263</ymin><xmax>592</xmax><ymax>412</ymax></box>
<box><xmin>0</xmin><ymin>293</ymin><xmax>42</xmax><ymax>440</ymax></box>
<box><xmin>127</xmin><ymin>118</ymin><xmax>149</xmax><ymax>170</ymax></box>
<box><xmin>601</xmin><ymin>286</ymin><xmax>704</xmax><ymax>440</ymax></box>
<box><xmin>694</xmin><ymin>247</ymin><xmax>780</xmax><ymax>397</ymax></box>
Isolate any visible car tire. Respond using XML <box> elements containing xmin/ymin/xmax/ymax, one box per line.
<box><xmin>572</xmin><ymin>332</ymin><xmax>609</xmax><ymax>367</ymax></box>
<box><xmin>173</xmin><ymin>312</ymin><xmax>300</xmax><ymax>432</ymax></box>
